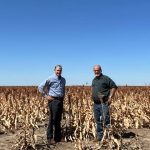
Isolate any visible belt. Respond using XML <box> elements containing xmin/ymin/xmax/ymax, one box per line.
<box><xmin>52</xmin><ymin>96</ymin><xmax>63</xmax><ymax>100</ymax></box>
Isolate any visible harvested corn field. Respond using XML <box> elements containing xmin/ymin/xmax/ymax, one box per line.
<box><xmin>0</xmin><ymin>86</ymin><xmax>150</xmax><ymax>150</ymax></box>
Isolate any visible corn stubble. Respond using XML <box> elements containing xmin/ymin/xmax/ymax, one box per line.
<box><xmin>0</xmin><ymin>86</ymin><xmax>149</xmax><ymax>149</ymax></box>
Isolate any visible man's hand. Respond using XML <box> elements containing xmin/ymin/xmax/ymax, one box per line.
<box><xmin>108</xmin><ymin>96</ymin><xmax>112</xmax><ymax>105</ymax></box>
<box><xmin>108</xmin><ymin>88</ymin><xmax>117</xmax><ymax>105</ymax></box>
<box><xmin>45</xmin><ymin>95</ymin><xmax>54</xmax><ymax>101</ymax></box>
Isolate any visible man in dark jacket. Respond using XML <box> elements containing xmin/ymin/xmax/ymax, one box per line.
<box><xmin>92</xmin><ymin>64</ymin><xmax>117</xmax><ymax>142</ymax></box>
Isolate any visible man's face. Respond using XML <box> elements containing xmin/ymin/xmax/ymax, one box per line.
<box><xmin>93</xmin><ymin>66</ymin><xmax>101</xmax><ymax>77</ymax></box>
<box><xmin>55</xmin><ymin>67</ymin><xmax>62</xmax><ymax>77</ymax></box>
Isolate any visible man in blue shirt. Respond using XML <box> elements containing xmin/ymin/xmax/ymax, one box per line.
<box><xmin>38</xmin><ymin>65</ymin><xmax>66</xmax><ymax>145</ymax></box>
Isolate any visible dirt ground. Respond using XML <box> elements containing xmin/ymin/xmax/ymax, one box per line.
<box><xmin>0</xmin><ymin>126</ymin><xmax>150</xmax><ymax>150</ymax></box>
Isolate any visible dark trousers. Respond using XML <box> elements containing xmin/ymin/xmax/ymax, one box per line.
<box><xmin>93</xmin><ymin>102</ymin><xmax>110</xmax><ymax>140</ymax></box>
<box><xmin>47</xmin><ymin>98</ymin><xmax>63</xmax><ymax>141</ymax></box>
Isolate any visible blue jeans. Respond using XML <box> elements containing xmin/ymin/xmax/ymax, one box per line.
<box><xmin>93</xmin><ymin>102</ymin><xmax>110</xmax><ymax>140</ymax></box>
<box><xmin>47</xmin><ymin>99</ymin><xmax>63</xmax><ymax>141</ymax></box>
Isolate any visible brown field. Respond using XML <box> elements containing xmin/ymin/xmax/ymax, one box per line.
<box><xmin>0</xmin><ymin>86</ymin><xmax>150</xmax><ymax>150</ymax></box>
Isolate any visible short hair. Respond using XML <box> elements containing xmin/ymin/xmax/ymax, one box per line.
<box><xmin>93</xmin><ymin>64</ymin><xmax>102</xmax><ymax>71</ymax></box>
<box><xmin>54</xmin><ymin>65</ymin><xmax>62</xmax><ymax>70</ymax></box>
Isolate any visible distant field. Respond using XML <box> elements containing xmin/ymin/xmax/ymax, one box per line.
<box><xmin>0</xmin><ymin>86</ymin><xmax>150</xmax><ymax>149</ymax></box>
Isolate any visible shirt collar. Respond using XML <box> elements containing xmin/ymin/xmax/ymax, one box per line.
<box><xmin>54</xmin><ymin>74</ymin><xmax>61</xmax><ymax>79</ymax></box>
<box><xmin>94</xmin><ymin>73</ymin><xmax>103</xmax><ymax>80</ymax></box>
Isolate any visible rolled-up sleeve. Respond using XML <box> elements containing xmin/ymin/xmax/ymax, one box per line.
<box><xmin>38</xmin><ymin>78</ymin><xmax>51</xmax><ymax>96</ymax></box>
<box><xmin>38</xmin><ymin>79</ymin><xmax>47</xmax><ymax>93</ymax></box>
<box><xmin>108</xmin><ymin>78</ymin><xmax>118</xmax><ymax>89</ymax></box>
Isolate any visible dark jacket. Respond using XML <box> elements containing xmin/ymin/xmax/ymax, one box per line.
<box><xmin>92</xmin><ymin>74</ymin><xmax>117</xmax><ymax>104</ymax></box>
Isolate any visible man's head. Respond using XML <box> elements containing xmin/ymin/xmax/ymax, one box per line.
<box><xmin>54</xmin><ymin>65</ymin><xmax>62</xmax><ymax>77</ymax></box>
<box><xmin>93</xmin><ymin>64</ymin><xmax>102</xmax><ymax>77</ymax></box>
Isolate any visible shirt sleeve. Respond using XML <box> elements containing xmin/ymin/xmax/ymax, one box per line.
<box><xmin>108</xmin><ymin>77</ymin><xmax>118</xmax><ymax>89</ymax></box>
<box><xmin>63</xmin><ymin>78</ymin><xmax>66</xmax><ymax>96</ymax></box>
<box><xmin>38</xmin><ymin>77</ymin><xmax>50</xmax><ymax>96</ymax></box>
<box><xmin>64</xmin><ymin>78</ymin><xmax>66</xmax><ymax>85</ymax></box>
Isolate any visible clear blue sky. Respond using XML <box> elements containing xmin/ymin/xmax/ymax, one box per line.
<box><xmin>0</xmin><ymin>0</ymin><xmax>150</xmax><ymax>86</ymax></box>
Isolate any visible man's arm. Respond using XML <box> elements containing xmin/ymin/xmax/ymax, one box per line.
<box><xmin>38</xmin><ymin>78</ymin><xmax>55</xmax><ymax>101</ymax></box>
<box><xmin>108</xmin><ymin>88</ymin><xmax>117</xmax><ymax>105</ymax></box>
<box><xmin>38</xmin><ymin>79</ymin><xmax>47</xmax><ymax>95</ymax></box>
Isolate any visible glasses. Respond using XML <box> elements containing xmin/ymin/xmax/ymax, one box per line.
<box><xmin>94</xmin><ymin>70</ymin><xmax>100</xmax><ymax>71</ymax></box>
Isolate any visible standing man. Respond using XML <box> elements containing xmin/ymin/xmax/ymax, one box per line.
<box><xmin>38</xmin><ymin>65</ymin><xmax>66</xmax><ymax>144</ymax></box>
<box><xmin>92</xmin><ymin>65</ymin><xmax>117</xmax><ymax>142</ymax></box>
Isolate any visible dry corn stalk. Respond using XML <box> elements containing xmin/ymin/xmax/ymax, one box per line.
<box><xmin>0</xmin><ymin>86</ymin><xmax>149</xmax><ymax>149</ymax></box>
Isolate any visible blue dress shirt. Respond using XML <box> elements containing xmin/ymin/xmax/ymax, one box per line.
<box><xmin>38</xmin><ymin>74</ymin><xmax>66</xmax><ymax>97</ymax></box>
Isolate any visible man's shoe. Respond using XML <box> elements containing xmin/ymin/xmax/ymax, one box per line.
<box><xmin>55</xmin><ymin>138</ymin><xmax>66</xmax><ymax>143</ymax></box>
<box><xmin>47</xmin><ymin>139</ymin><xmax>56</xmax><ymax>145</ymax></box>
<box><xmin>93</xmin><ymin>138</ymin><xmax>101</xmax><ymax>142</ymax></box>
<box><xmin>59</xmin><ymin>138</ymin><xmax>66</xmax><ymax>142</ymax></box>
